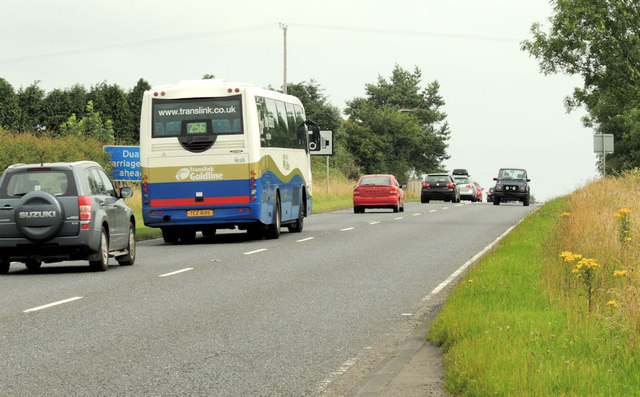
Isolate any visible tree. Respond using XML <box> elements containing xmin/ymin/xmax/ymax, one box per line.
<box><xmin>89</xmin><ymin>82</ymin><xmax>134</xmax><ymax>144</ymax></box>
<box><xmin>17</xmin><ymin>81</ymin><xmax>45</xmax><ymax>133</ymax></box>
<box><xmin>344</xmin><ymin>65</ymin><xmax>451</xmax><ymax>182</ymax></box>
<box><xmin>0</xmin><ymin>78</ymin><xmax>19</xmax><ymax>131</ymax></box>
<box><xmin>522</xmin><ymin>1</ymin><xmax>640</xmax><ymax>173</ymax></box>
<box><xmin>59</xmin><ymin>100</ymin><xmax>114</xmax><ymax>144</ymax></box>
<box><xmin>202</xmin><ymin>74</ymin><xmax>215</xmax><ymax>79</ymax></box>
<box><xmin>128</xmin><ymin>78</ymin><xmax>151</xmax><ymax>143</ymax></box>
<box><xmin>42</xmin><ymin>88</ymin><xmax>72</xmax><ymax>133</ymax></box>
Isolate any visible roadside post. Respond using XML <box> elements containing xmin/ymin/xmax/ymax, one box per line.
<box><xmin>309</xmin><ymin>130</ymin><xmax>334</xmax><ymax>193</ymax></box>
<box><xmin>593</xmin><ymin>134</ymin><xmax>614</xmax><ymax>176</ymax></box>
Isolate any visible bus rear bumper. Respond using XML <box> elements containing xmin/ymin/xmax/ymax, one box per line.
<box><xmin>142</xmin><ymin>205</ymin><xmax>259</xmax><ymax>228</ymax></box>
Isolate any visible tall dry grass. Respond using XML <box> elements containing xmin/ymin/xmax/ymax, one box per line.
<box><xmin>547</xmin><ymin>169</ymin><xmax>640</xmax><ymax>339</ymax></box>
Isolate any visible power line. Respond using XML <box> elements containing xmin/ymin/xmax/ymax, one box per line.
<box><xmin>0</xmin><ymin>22</ymin><xmax>520</xmax><ymax>66</ymax></box>
<box><xmin>288</xmin><ymin>23</ymin><xmax>521</xmax><ymax>44</ymax></box>
<box><xmin>0</xmin><ymin>24</ymin><xmax>274</xmax><ymax>65</ymax></box>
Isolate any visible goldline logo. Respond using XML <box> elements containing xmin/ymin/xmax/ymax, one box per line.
<box><xmin>175</xmin><ymin>166</ymin><xmax>224</xmax><ymax>181</ymax></box>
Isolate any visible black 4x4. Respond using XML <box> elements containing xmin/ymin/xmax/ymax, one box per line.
<box><xmin>492</xmin><ymin>168</ymin><xmax>531</xmax><ymax>206</ymax></box>
<box><xmin>0</xmin><ymin>161</ymin><xmax>136</xmax><ymax>273</ymax></box>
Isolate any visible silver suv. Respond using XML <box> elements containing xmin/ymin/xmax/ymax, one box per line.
<box><xmin>0</xmin><ymin>161</ymin><xmax>136</xmax><ymax>273</ymax></box>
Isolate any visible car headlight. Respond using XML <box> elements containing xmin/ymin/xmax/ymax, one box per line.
<box><xmin>519</xmin><ymin>185</ymin><xmax>525</xmax><ymax>192</ymax></box>
<box><xmin>495</xmin><ymin>184</ymin><xmax>503</xmax><ymax>191</ymax></box>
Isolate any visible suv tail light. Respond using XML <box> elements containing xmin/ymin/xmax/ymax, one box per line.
<box><xmin>78</xmin><ymin>196</ymin><xmax>92</xmax><ymax>221</ymax></box>
<box><xmin>446</xmin><ymin>182</ymin><xmax>455</xmax><ymax>188</ymax></box>
<box><xmin>422</xmin><ymin>182</ymin><xmax>430</xmax><ymax>188</ymax></box>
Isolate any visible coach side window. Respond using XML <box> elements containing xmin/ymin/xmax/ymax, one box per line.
<box><xmin>274</xmin><ymin>100</ymin><xmax>289</xmax><ymax>148</ymax></box>
<box><xmin>256</xmin><ymin>97</ymin><xmax>269</xmax><ymax>147</ymax></box>
<box><xmin>264</xmin><ymin>98</ymin><xmax>279</xmax><ymax>148</ymax></box>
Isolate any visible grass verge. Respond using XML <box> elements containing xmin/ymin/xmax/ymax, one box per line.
<box><xmin>427</xmin><ymin>195</ymin><xmax>640</xmax><ymax>395</ymax></box>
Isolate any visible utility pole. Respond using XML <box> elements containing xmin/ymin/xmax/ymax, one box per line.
<box><xmin>279</xmin><ymin>23</ymin><xmax>288</xmax><ymax>94</ymax></box>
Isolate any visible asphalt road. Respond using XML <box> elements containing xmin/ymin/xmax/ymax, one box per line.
<box><xmin>0</xmin><ymin>201</ymin><xmax>534</xmax><ymax>396</ymax></box>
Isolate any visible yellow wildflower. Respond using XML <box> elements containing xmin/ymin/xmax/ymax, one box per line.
<box><xmin>607</xmin><ymin>300</ymin><xmax>618</xmax><ymax>308</ymax></box>
<box><xmin>559</xmin><ymin>251</ymin><xmax>582</xmax><ymax>262</ymax></box>
<box><xmin>577</xmin><ymin>258</ymin><xmax>599</xmax><ymax>269</ymax></box>
<box><xmin>613</xmin><ymin>270</ymin><xmax>629</xmax><ymax>277</ymax></box>
<box><xmin>560</xmin><ymin>212</ymin><xmax>571</xmax><ymax>217</ymax></box>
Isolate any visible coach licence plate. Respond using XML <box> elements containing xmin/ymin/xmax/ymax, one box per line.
<box><xmin>187</xmin><ymin>210</ymin><xmax>213</xmax><ymax>217</ymax></box>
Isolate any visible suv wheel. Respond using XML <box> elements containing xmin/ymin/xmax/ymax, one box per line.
<box><xmin>116</xmin><ymin>222</ymin><xmax>136</xmax><ymax>266</ymax></box>
<box><xmin>0</xmin><ymin>258</ymin><xmax>9</xmax><ymax>274</ymax></box>
<box><xmin>89</xmin><ymin>227</ymin><xmax>109</xmax><ymax>271</ymax></box>
<box><xmin>25</xmin><ymin>258</ymin><xmax>42</xmax><ymax>271</ymax></box>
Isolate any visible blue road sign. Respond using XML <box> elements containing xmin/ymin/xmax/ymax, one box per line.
<box><xmin>104</xmin><ymin>146</ymin><xmax>140</xmax><ymax>181</ymax></box>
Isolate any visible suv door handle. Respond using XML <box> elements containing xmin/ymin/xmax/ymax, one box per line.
<box><xmin>0</xmin><ymin>206</ymin><xmax>14</xmax><ymax>210</ymax></box>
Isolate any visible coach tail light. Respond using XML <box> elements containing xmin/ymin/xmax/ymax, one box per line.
<box><xmin>250</xmin><ymin>170</ymin><xmax>258</xmax><ymax>202</ymax></box>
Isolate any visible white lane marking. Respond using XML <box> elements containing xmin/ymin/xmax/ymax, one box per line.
<box><xmin>422</xmin><ymin>222</ymin><xmax>520</xmax><ymax>302</ymax></box>
<box><xmin>340</xmin><ymin>227</ymin><xmax>354</xmax><ymax>232</ymax></box>
<box><xmin>455</xmin><ymin>204</ymin><xmax>464</xmax><ymax>207</ymax></box>
<box><xmin>23</xmin><ymin>297</ymin><xmax>83</xmax><ymax>313</ymax></box>
<box><xmin>317</xmin><ymin>357</ymin><xmax>359</xmax><ymax>393</ymax></box>
<box><xmin>394</xmin><ymin>217</ymin><xmax>403</xmax><ymax>220</ymax></box>
<box><xmin>441</xmin><ymin>207</ymin><xmax>449</xmax><ymax>210</ymax></box>
<box><xmin>296</xmin><ymin>237</ymin><xmax>314</xmax><ymax>243</ymax></box>
<box><xmin>244</xmin><ymin>248</ymin><xmax>268</xmax><ymax>255</ymax></box>
<box><xmin>369</xmin><ymin>221</ymin><xmax>380</xmax><ymax>225</ymax></box>
<box><xmin>429</xmin><ymin>210</ymin><xmax>437</xmax><ymax>213</ymax></box>
<box><xmin>159</xmin><ymin>267</ymin><xmax>194</xmax><ymax>277</ymax></box>
<box><xmin>402</xmin><ymin>313</ymin><xmax>413</xmax><ymax>316</ymax></box>
<box><xmin>412</xmin><ymin>213</ymin><xmax>421</xmax><ymax>216</ymax></box>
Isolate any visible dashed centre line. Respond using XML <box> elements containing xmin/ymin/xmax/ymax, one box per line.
<box><xmin>429</xmin><ymin>210</ymin><xmax>437</xmax><ymax>213</ymax></box>
<box><xmin>23</xmin><ymin>296</ymin><xmax>83</xmax><ymax>313</ymax></box>
<box><xmin>340</xmin><ymin>227</ymin><xmax>354</xmax><ymax>232</ymax></box>
<box><xmin>369</xmin><ymin>221</ymin><xmax>380</xmax><ymax>225</ymax></box>
<box><xmin>394</xmin><ymin>217</ymin><xmax>403</xmax><ymax>220</ymax></box>
<box><xmin>296</xmin><ymin>237</ymin><xmax>314</xmax><ymax>243</ymax></box>
<box><xmin>244</xmin><ymin>248</ymin><xmax>268</xmax><ymax>255</ymax></box>
<box><xmin>412</xmin><ymin>213</ymin><xmax>421</xmax><ymax>216</ymax></box>
<box><xmin>159</xmin><ymin>267</ymin><xmax>194</xmax><ymax>277</ymax></box>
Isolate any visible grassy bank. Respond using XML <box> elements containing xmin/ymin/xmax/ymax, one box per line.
<box><xmin>427</xmin><ymin>171</ymin><xmax>640</xmax><ymax>395</ymax></box>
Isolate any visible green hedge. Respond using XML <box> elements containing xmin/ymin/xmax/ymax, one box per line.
<box><xmin>0</xmin><ymin>129</ymin><xmax>111</xmax><ymax>174</ymax></box>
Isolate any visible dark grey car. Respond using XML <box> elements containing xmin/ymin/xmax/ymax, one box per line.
<box><xmin>421</xmin><ymin>173</ymin><xmax>460</xmax><ymax>203</ymax></box>
<box><xmin>492</xmin><ymin>168</ymin><xmax>530</xmax><ymax>206</ymax></box>
<box><xmin>0</xmin><ymin>161</ymin><xmax>136</xmax><ymax>273</ymax></box>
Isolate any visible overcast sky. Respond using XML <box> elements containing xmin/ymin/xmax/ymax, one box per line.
<box><xmin>0</xmin><ymin>0</ymin><xmax>598</xmax><ymax>201</ymax></box>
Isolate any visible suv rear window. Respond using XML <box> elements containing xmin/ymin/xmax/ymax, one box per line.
<box><xmin>0</xmin><ymin>170</ymin><xmax>77</xmax><ymax>198</ymax></box>
<box><xmin>426</xmin><ymin>175</ymin><xmax>450</xmax><ymax>183</ymax></box>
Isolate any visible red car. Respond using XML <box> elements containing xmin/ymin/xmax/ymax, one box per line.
<box><xmin>353</xmin><ymin>174</ymin><xmax>405</xmax><ymax>213</ymax></box>
<box><xmin>473</xmin><ymin>181</ymin><xmax>483</xmax><ymax>202</ymax></box>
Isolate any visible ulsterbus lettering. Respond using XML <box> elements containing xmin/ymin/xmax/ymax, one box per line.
<box><xmin>175</xmin><ymin>166</ymin><xmax>224</xmax><ymax>181</ymax></box>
